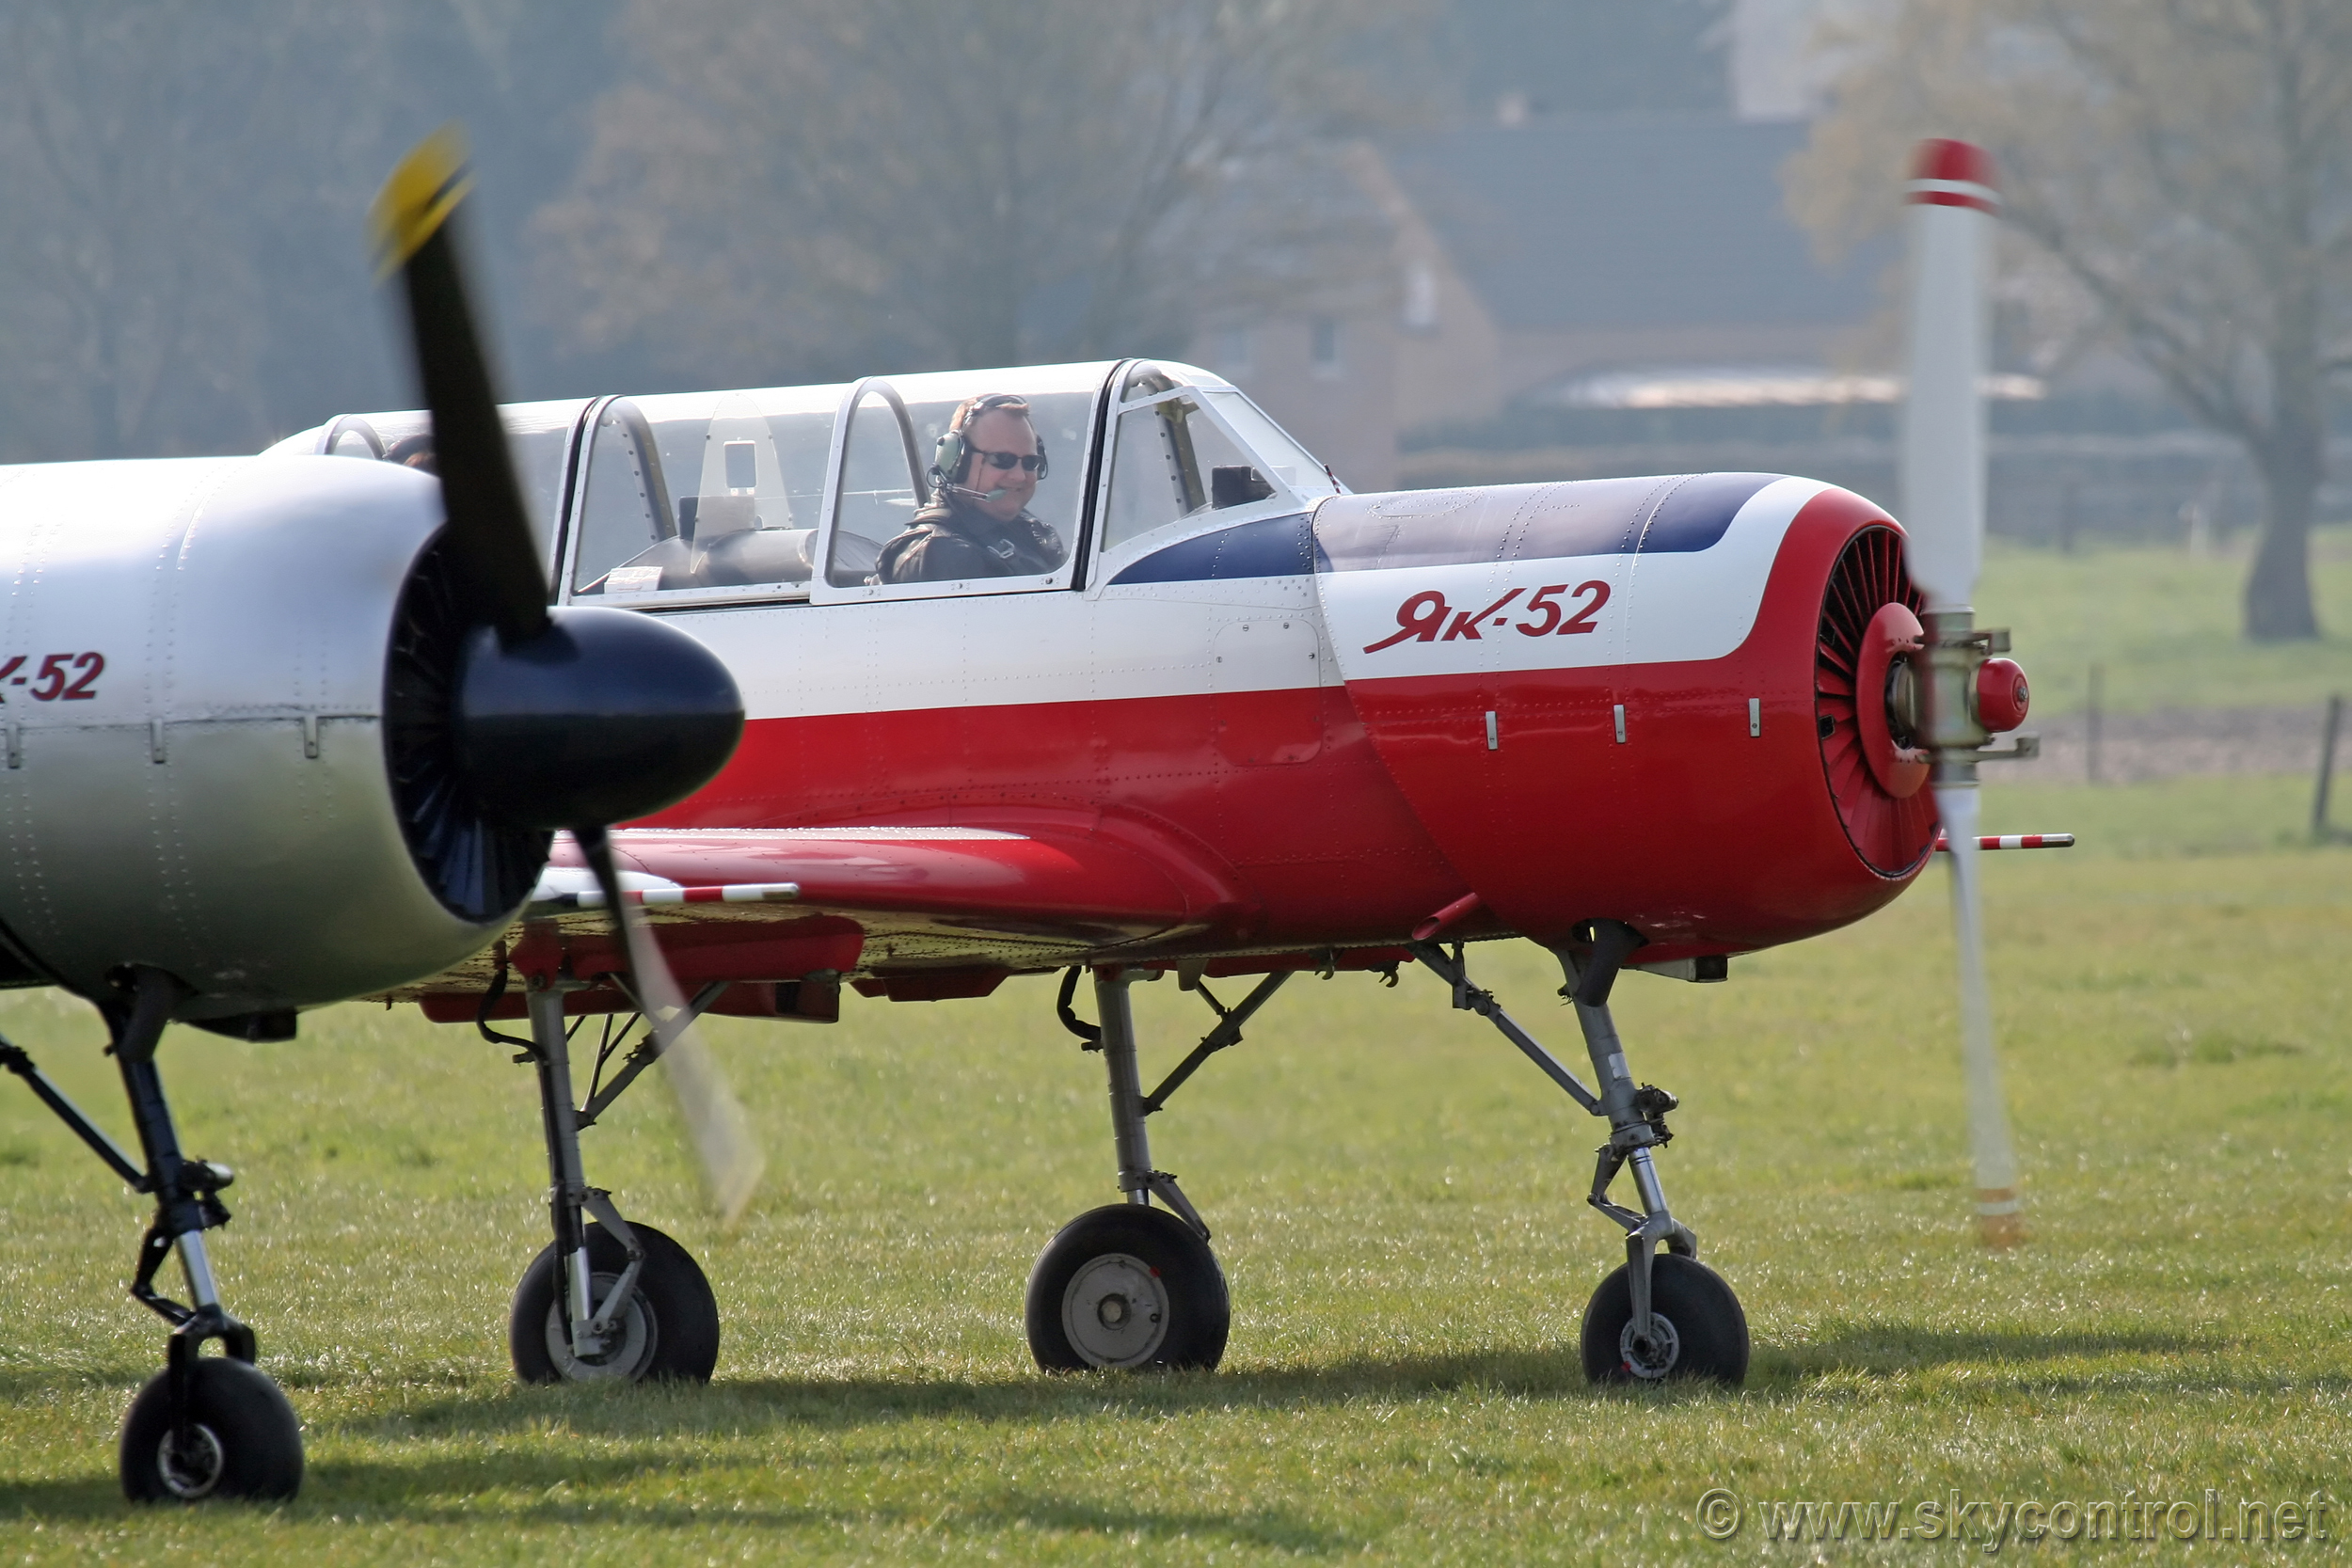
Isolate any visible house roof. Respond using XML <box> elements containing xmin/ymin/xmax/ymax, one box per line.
<box><xmin>1384</xmin><ymin>117</ymin><xmax>1890</xmax><ymax>333</ymax></box>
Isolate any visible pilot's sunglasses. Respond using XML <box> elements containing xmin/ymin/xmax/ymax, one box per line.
<box><xmin>971</xmin><ymin>447</ymin><xmax>1045</xmax><ymax>473</ymax></box>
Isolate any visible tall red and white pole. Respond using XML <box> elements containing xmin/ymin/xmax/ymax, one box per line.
<box><xmin>1899</xmin><ymin>139</ymin><xmax>2026</xmax><ymax>1246</ymax></box>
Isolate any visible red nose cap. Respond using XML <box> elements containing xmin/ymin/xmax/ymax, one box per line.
<box><xmin>1976</xmin><ymin>657</ymin><xmax>2030</xmax><ymax>732</ymax></box>
<box><xmin>1909</xmin><ymin>138</ymin><xmax>1999</xmax><ymax>211</ymax></box>
<box><xmin>1912</xmin><ymin>137</ymin><xmax>1996</xmax><ymax>188</ymax></box>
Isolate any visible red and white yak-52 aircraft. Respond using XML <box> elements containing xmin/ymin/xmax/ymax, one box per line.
<box><xmin>357</xmin><ymin>351</ymin><xmax>2034</xmax><ymax>1389</ymax></box>
<box><xmin>0</xmin><ymin>135</ymin><xmax>2033</xmax><ymax>1500</ymax></box>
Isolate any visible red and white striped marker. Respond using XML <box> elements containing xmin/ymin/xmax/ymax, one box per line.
<box><xmin>530</xmin><ymin>881</ymin><xmax>801</xmax><ymax>912</ymax></box>
<box><xmin>1933</xmin><ymin>832</ymin><xmax>2074</xmax><ymax>851</ymax></box>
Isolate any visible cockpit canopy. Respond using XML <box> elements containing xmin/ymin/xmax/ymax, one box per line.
<box><xmin>271</xmin><ymin>360</ymin><xmax>1338</xmax><ymax>607</ymax></box>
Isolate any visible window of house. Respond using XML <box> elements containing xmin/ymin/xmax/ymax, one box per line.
<box><xmin>1310</xmin><ymin>316</ymin><xmax>1343</xmax><ymax>373</ymax></box>
<box><xmin>1215</xmin><ymin>325</ymin><xmax>1254</xmax><ymax>376</ymax></box>
<box><xmin>1403</xmin><ymin>262</ymin><xmax>1439</xmax><ymax>331</ymax></box>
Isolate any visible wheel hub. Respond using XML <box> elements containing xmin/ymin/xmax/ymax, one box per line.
<box><xmin>1619</xmin><ymin>1312</ymin><xmax>1682</xmax><ymax>1381</ymax></box>
<box><xmin>156</xmin><ymin>1421</ymin><xmax>226</xmax><ymax>1499</ymax></box>
<box><xmin>544</xmin><ymin>1269</ymin><xmax>657</xmax><ymax>1381</ymax></box>
<box><xmin>1061</xmin><ymin>1252</ymin><xmax>1169</xmax><ymax>1368</ymax></box>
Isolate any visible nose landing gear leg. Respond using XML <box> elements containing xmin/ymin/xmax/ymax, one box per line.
<box><xmin>1408</xmin><ymin>930</ymin><xmax>1748</xmax><ymax>1386</ymax></box>
<box><xmin>0</xmin><ymin>966</ymin><xmax>304</xmax><ymax>1500</ymax></box>
<box><xmin>1562</xmin><ymin>931</ymin><xmax>1746</xmax><ymax>1385</ymax></box>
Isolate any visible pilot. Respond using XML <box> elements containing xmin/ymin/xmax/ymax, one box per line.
<box><xmin>874</xmin><ymin>393</ymin><xmax>1066</xmax><ymax>583</ymax></box>
<box><xmin>386</xmin><ymin>433</ymin><xmax>437</xmax><ymax>473</ymax></box>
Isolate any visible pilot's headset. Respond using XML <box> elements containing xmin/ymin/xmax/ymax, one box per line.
<box><xmin>930</xmin><ymin>393</ymin><xmax>1049</xmax><ymax>503</ymax></box>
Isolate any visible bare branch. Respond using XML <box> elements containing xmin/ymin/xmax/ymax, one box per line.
<box><xmin>534</xmin><ymin>0</ymin><xmax>1429</xmax><ymax>382</ymax></box>
<box><xmin>1790</xmin><ymin>0</ymin><xmax>2351</xmax><ymax>638</ymax></box>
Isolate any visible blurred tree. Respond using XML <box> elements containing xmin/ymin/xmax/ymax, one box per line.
<box><xmin>1789</xmin><ymin>0</ymin><xmax>2352</xmax><ymax>641</ymax></box>
<box><xmin>535</xmin><ymin>0</ymin><xmax>1434</xmax><ymax>386</ymax></box>
<box><xmin>0</xmin><ymin>7</ymin><xmax>271</xmax><ymax>458</ymax></box>
<box><xmin>0</xmin><ymin>2</ymin><xmax>618</xmax><ymax>462</ymax></box>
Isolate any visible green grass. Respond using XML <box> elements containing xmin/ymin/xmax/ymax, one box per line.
<box><xmin>1979</xmin><ymin>770</ymin><xmax>2331</xmax><ymax>859</ymax></box>
<box><xmin>0</xmin><ymin>778</ymin><xmax>2347</xmax><ymax>1560</ymax></box>
<box><xmin>1976</xmin><ymin>524</ymin><xmax>2352</xmax><ymax>716</ymax></box>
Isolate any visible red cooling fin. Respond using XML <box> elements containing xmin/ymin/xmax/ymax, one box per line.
<box><xmin>1814</xmin><ymin>526</ymin><xmax>1939</xmax><ymax>877</ymax></box>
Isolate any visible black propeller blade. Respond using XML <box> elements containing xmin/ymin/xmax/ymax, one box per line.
<box><xmin>372</xmin><ymin>128</ymin><xmax>761</xmax><ymax>1218</ymax></box>
<box><xmin>370</xmin><ymin>127</ymin><xmax>548</xmax><ymax>648</ymax></box>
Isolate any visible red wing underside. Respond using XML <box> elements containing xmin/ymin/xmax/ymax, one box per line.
<box><xmin>387</xmin><ymin>822</ymin><xmax>1245</xmax><ymax>1012</ymax></box>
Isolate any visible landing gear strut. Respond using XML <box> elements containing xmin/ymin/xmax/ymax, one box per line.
<box><xmin>1026</xmin><ymin>965</ymin><xmax>1285</xmax><ymax>1370</ymax></box>
<box><xmin>1407</xmin><ymin>930</ymin><xmax>1748</xmax><ymax>1385</ymax></box>
<box><xmin>0</xmin><ymin>967</ymin><xmax>301</xmax><ymax>1500</ymax></box>
<box><xmin>497</xmin><ymin>972</ymin><xmax>720</xmax><ymax>1384</ymax></box>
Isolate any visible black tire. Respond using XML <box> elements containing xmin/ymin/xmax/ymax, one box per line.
<box><xmin>510</xmin><ymin>1221</ymin><xmax>720</xmax><ymax>1385</ymax></box>
<box><xmin>1025</xmin><ymin>1203</ymin><xmax>1229</xmax><ymax>1371</ymax></box>
<box><xmin>1580</xmin><ymin>1252</ymin><xmax>1749</xmax><ymax>1386</ymax></box>
<box><xmin>119</xmin><ymin>1356</ymin><xmax>303</xmax><ymax>1503</ymax></box>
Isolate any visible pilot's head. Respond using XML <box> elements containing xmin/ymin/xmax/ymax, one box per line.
<box><xmin>386</xmin><ymin>433</ymin><xmax>437</xmax><ymax>473</ymax></box>
<box><xmin>935</xmin><ymin>393</ymin><xmax>1043</xmax><ymax>524</ymax></box>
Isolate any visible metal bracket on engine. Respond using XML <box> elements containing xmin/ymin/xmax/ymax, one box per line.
<box><xmin>1922</xmin><ymin>608</ymin><xmax>1994</xmax><ymax>785</ymax></box>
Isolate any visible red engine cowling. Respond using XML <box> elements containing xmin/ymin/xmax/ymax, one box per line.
<box><xmin>1314</xmin><ymin>476</ymin><xmax>1938</xmax><ymax>960</ymax></box>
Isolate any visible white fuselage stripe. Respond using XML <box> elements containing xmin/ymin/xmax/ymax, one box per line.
<box><xmin>656</xmin><ymin>479</ymin><xmax>1825</xmax><ymax>724</ymax></box>
<box><xmin>1319</xmin><ymin>477</ymin><xmax>1823</xmax><ymax>684</ymax></box>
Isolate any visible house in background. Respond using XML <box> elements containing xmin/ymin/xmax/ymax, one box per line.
<box><xmin>1191</xmin><ymin>0</ymin><xmax>2317</xmax><ymax>540</ymax></box>
<box><xmin>1192</xmin><ymin>147</ymin><xmax>1500</xmax><ymax>494</ymax></box>
<box><xmin>1194</xmin><ymin>116</ymin><xmax>1883</xmax><ymax>493</ymax></box>
<box><xmin>1388</xmin><ymin>117</ymin><xmax>1886</xmax><ymax>417</ymax></box>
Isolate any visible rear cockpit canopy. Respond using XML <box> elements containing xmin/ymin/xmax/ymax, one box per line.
<box><xmin>269</xmin><ymin>360</ymin><xmax>1339</xmax><ymax>608</ymax></box>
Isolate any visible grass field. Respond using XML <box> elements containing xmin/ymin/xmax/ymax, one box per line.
<box><xmin>0</xmin><ymin>772</ymin><xmax>2344</xmax><ymax>1561</ymax></box>
<box><xmin>1977</xmin><ymin>524</ymin><xmax>2352</xmax><ymax>716</ymax></box>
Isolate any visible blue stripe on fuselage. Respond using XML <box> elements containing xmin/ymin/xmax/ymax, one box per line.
<box><xmin>1640</xmin><ymin>471</ymin><xmax>1782</xmax><ymax>552</ymax></box>
<box><xmin>1311</xmin><ymin>472</ymin><xmax>1784</xmax><ymax>574</ymax></box>
<box><xmin>1108</xmin><ymin>473</ymin><xmax>1782</xmax><ymax>584</ymax></box>
<box><xmin>1107</xmin><ymin>512</ymin><xmax>1314</xmax><ymax>585</ymax></box>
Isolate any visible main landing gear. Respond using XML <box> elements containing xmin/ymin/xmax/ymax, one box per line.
<box><xmin>0</xmin><ymin>967</ymin><xmax>302</xmax><ymax>1500</ymax></box>
<box><xmin>1027</xmin><ymin>965</ymin><xmax>1288</xmax><ymax>1371</ymax></box>
<box><xmin>1406</xmin><ymin>927</ymin><xmax>1749</xmax><ymax>1386</ymax></box>
<box><xmin>489</xmin><ymin>973</ymin><xmax>720</xmax><ymax>1384</ymax></box>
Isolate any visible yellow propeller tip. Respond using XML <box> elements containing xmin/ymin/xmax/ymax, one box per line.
<box><xmin>369</xmin><ymin>124</ymin><xmax>473</xmax><ymax>278</ymax></box>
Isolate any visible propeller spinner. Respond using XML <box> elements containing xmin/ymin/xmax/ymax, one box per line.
<box><xmin>371</xmin><ymin>129</ymin><xmax>763</xmax><ymax>1221</ymax></box>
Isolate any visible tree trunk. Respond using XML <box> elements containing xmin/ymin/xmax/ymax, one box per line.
<box><xmin>2242</xmin><ymin>432</ymin><xmax>2323</xmax><ymax>641</ymax></box>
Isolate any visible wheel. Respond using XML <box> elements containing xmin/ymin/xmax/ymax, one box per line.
<box><xmin>1579</xmin><ymin>1252</ymin><xmax>1749</xmax><ymax>1386</ymax></box>
<box><xmin>510</xmin><ymin>1221</ymin><xmax>720</xmax><ymax>1385</ymax></box>
<box><xmin>119</xmin><ymin>1355</ymin><xmax>303</xmax><ymax>1502</ymax></box>
<box><xmin>1025</xmin><ymin>1203</ymin><xmax>1229</xmax><ymax>1371</ymax></box>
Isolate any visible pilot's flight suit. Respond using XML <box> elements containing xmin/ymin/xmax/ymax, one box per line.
<box><xmin>874</xmin><ymin>496</ymin><xmax>1067</xmax><ymax>583</ymax></box>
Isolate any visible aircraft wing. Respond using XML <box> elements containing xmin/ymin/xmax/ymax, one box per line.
<box><xmin>391</xmin><ymin>819</ymin><xmax>1254</xmax><ymax>1014</ymax></box>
